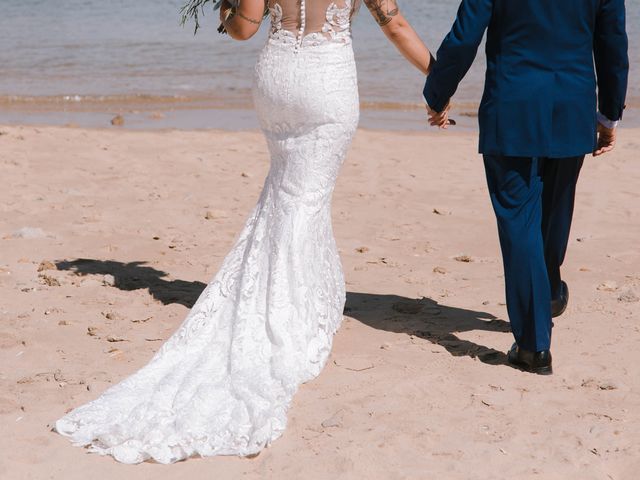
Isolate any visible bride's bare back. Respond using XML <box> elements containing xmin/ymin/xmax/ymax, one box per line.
<box><xmin>267</xmin><ymin>0</ymin><xmax>359</xmax><ymax>42</ymax></box>
<box><xmin>221</xmin><ymin>0</ymin><xmax>431</xmax><ymax>75</ymax></box>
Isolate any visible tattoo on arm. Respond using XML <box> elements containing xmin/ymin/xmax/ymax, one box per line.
<box><xmin>364</xmin><ymin>0</ymin><xmax>399</xmax><ymax>27</ymax></box>
<box><xmin>224</xmin><ymin>1</ymin><xmax>264</xmax><ymax>26</ymax></box>
<box><xmin>234</xmin><ymin>9</ymin><xmax>261</xmax><ymax>25</ymax></box>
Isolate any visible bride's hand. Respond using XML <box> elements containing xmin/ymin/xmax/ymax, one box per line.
<box><xmin>364</xmin><ymin>0</ymin><xmax>433</xmax><ymax>75</ymax></box>
<box><xmin>426</xmin><ymin>102</ymin><xmax>455</xmax><ymax>129</ymax></box>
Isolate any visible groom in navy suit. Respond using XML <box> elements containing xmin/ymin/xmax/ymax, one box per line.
<box><xmin>424</xmin><ymin>0</ymin><xmax>629</xmax><ymax>374</ymax></box>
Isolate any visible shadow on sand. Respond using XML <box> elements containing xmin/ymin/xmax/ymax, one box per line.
<box><xmin>345</xmin><ymin>292</ymin><xmax>510</xmax><ymax>366</ymax></box>
<box><xmin>56</xmin><ymin>259</ymin><xmax>510</xmax><ymax>365</ymax></box>
<box><xmin>56</xmin><ymin>259</ymin><xmax>206</xmax><ymax>308</ymax></box>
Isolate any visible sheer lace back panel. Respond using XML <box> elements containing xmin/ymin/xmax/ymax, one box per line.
<box><xmin>268</xmin><ymin>0</ymin><xmax>361</xmax><ymax>48</ymax></box>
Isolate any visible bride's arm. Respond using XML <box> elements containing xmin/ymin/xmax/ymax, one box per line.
<box><xmin>364</xmin><ymin>0</ymin><xmax>433</xmax><ymax>75</ymax></box>
<box><xmin>220</xmin><ymin>0</ymin><xmax>266</xmax><ymax>40</ymax></box>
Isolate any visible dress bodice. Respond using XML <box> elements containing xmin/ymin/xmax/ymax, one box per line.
<box><xmin>267</xmin><ymin>0</ymin><xmax>361</xmax><ymax>48</ymax></box>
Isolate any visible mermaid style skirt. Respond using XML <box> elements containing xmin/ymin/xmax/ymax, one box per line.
<box><xmin>55</xmin><ymin>40</ymin><xmax>359</xmax><ymax>464</ymax></box>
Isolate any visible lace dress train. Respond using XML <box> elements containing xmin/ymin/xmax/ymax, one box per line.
<box><xmin>55</xmin><ymin>1</ymin><xmax>360</xmax><ymax>464</ymax></box>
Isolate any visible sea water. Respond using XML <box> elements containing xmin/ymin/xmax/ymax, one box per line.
<box><xmin>0</xmin><ymin>0</ymin><xmax>637</xmax><ymax>129</ymax></box>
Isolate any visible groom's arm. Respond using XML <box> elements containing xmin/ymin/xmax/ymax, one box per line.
<box><xmin>594</xmin><ymin>0</ymin><xmax>629</xmax><ymax>125</ymax></box>
<box><xmin>423</xmin><ymin>0</ymin><xmax>494</xmax><ymax>113</ymax></box>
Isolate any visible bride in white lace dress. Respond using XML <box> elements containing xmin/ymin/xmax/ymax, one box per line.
<box><xmin>55</xmin><ymin>0</ymin><xmax>432</xmax><ymax>464</ymax></box>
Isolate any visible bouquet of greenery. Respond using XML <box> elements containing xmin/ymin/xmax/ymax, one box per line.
<box><xmin>180</xmin><ymin>0</ymin><xmax>269</xmax><ymax>34</ymax></box>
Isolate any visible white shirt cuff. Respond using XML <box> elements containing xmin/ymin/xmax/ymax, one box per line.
<box><xmin>597</xmin><ymin>112</ymin><xmax>619</xmax><ymax>129</ymax></box>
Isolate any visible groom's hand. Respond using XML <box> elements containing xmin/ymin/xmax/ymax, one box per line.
<box><xmin>426</xmin><ymin>101</ymin><xmax>453</xmax><ymax>129</ymax></box>
<box><xmin>593</xmin><ymin>123</ymin><xmax>616</xmax><ymax>157</ymax></box>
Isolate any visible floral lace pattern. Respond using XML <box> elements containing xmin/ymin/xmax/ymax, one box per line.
<box><xmin>322</xmin><ymin>1</ymin><xmax>353</xmax><ymax>42</ymax></box>
<box><xmin>270</xmin><ymin>2</ymin><xmax>283</xmax><ymax>33</ymax></box>
<box><xmin>269</xmin><ymin>0</ymin><xmax>357</xmax><ymax>48</ymax></box>
<box><xmin>54</xmin><ymin>9</ymin><xmax>360</xmax><ymax>464</ymax></box>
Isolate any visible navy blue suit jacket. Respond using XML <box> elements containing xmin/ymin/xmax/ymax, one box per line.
<box><xmin>423</xmin><ymin>0</ymin><xmax>629</xmax><ymax>158</ymax></box>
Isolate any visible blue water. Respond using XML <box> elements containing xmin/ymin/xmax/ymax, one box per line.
<box><xmin>0</xmin><ymin>0</ymin><xmax>637</xmax><ymax>127</ymax></box>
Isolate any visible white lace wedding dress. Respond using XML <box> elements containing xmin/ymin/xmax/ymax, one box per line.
<box><xmin>55</xmin><ymin>0</ymin><xmax>361</xmax><ymax>464</ymax></box>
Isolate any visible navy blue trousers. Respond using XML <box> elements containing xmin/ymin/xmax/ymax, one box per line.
<box><xmin>483</xmin><ymin>155</ymin><xmax>584</xmax><ymax>352</ymax></box>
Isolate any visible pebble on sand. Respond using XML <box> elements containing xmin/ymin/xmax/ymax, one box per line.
<box><xmin>111</xmin><ymin>115</ymin><xmax>125</xmax><ymax>126</ymax></box>
<box><xmin>37</xmin><ymin>260</ymin><xmax>57</xmax><ymax>272</ymax></box>
<box><xmin>106</xmin><ymin>335</ymin><xmax>127</xmax><ymax>343</ymax></box>
<box><xmin>108</xmin><ymin>348</ymin><xmax>124</xmax><ymax>358</ymax></box>
<box><xmin>39</xmin><ymin>274</ymin><xmax>61</xmax><ymax>287</ymax></box>
<box><xmin>433</xmin><ymin>208</ymin><xmax>451</xmax><ymax>215</ymax></box>
<box><xmin>102</xmin><ymin>311</ymin><xmax>124</xmax><ymax>321</ymax></box>
<box><xmin>205</xmin><ymin>210</ymin><xmax>228</xmax><ymax>220</ymax></box>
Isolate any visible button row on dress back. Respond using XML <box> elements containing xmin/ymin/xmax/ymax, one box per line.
<box><xmin>294</xmin><ymin>0</ymin><xmax>306</xmax><ymax>52</ymax></box>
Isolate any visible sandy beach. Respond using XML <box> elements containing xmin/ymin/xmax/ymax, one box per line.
<box><xmin>1</xmin><ymin>124</ymin><xmax>639</xmax><ymax>479</ymax></box>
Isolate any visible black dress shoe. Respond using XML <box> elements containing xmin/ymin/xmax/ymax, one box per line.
<box><xmin>507</xmin><ymin>343</ymin><xmax>553</xmax><ymax>375</ymax></box>
<box><xmin>551</xmin><ymin>281</ymin><xmax>569</xmax><ymax>318</ymax></box>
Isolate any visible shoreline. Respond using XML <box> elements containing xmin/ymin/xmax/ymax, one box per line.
<box><xmin>0</xmin><ymin>105</ymin><xmax>480</xmax><ymax>132</ymax></box>
<box><xmin>2</xmin><ymin>96</ymin><xmax>638</xmax><ymax>132</ymax></box>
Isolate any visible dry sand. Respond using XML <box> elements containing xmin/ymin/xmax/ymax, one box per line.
<box><xmin>1</xmin><ymin>124</ymin><xmax>639</xmax><ymax>479</ymax></box>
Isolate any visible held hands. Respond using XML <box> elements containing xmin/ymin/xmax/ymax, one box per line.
<box><xmin>593</xmin><ymin>122</ymin><xmax>616</xmax><ymax>157</ymax></box>
<box><xmin>426</xmin><ymin>101</ymin><xmax>456</xmax><ymax>129</ymax></box>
